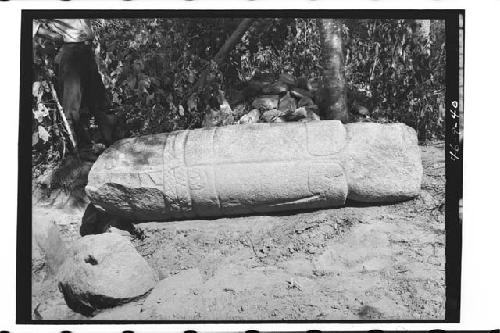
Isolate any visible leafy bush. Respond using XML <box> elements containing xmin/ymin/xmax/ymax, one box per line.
<box><xmin>32</xmin><ymin>35</ymin><xmax>68</xmax><ymax>174</ymax></box>
<box><xmin>92</xmin><ymin>18</ymin><xmax>233</xmax><ymax>135</ymax></box>
<box><xmin>344</xmin><ymin>19</ymin><xmax>445</xmax><ymax>140</ymax></box>
<box><xmin>234</xmin><ymin>18</ymin><xmax>322</xmax><ymax>80</ymax></box>
<box><xmin>32</xmin><ymin>18</ymin><xmax>445</xmax><ymax>171</ymax></box>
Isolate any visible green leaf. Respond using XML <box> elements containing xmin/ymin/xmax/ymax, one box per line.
<box><xmin>32</xmin><ymin>81</ymin><xmax>42</xmax><ymax>98</ymax></box>
<box><xmin>33</xmin><ymin>104</ymin><xmax>49</xmax><ymax>123</ymax></box>
<box><xmin>38</xmin><ymin>125</ymin><xmax>50</xmax><ymax>142</ymax></box>
<box><xmin>32</xmin><ymin>131</ymin><xmax>39</xmax><ymax>146</ymax></box>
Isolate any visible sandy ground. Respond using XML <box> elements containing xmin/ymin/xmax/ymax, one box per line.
<box><xmin>31</xmin><ymin>142</ymin><xmax>446</xmax><ymax>321</ymax></box>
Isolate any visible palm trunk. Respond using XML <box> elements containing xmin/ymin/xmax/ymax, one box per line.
<box><xmin>318</xmin><ymin>19</ymin><xmax>348</xmax><ymax>122</ymax></box>
<box><xmin>416</xmin><ymin>20</ymin><xmax>431</xmax><ymax>55</ymax></box>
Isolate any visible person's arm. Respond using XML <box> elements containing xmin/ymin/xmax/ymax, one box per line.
<box><xmin>33</xmin><ymin>20</ymin><xmax>63</xmax><ymax>41</ymax></box>
<box><xmin>33</xmin><ymin>21</ymin><xmax>41</xmax><ymax>38</ymax></box>
<box><xmin>83</xmin><ymin>19</ymin><xmax>95</xmax><ymax>41</ymax></box>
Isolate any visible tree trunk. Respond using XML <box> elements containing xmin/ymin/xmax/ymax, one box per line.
<box><xmin>213</xmin><ymin>18</ymin><xmax>254</xmax><ymax>65</ymax></box>
<box><xmin>318</xmin><ymin>19</ymin><xmax>348</xmax><ymax>122</ymax></box>
<box><xmin>415</xmin><ymin>20</ymin><xmax>431</xmax><ymax>40</ymax></box>
<box><xmin>415</xmin><ymin>20</ymin><xmax>431</xmax><ymax>54</ymax></box>
<box><xmin>193</xmin><ymin>18</ymin><xmax>254</xmax><ymax>93</ymax></box>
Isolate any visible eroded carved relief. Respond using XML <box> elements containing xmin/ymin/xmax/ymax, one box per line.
<box><xmin>86</xmin><ymin>121</ymin><xmax>422</xmax><ymax>221</ymax></box>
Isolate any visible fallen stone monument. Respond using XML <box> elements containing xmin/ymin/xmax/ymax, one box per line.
<box><xmin>86</xmin><ymin>121</ymin><xmax>422</xmax><ymax>221</ymax></box>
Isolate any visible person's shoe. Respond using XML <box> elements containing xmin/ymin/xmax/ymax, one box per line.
<box><xmin>92</xmin><ymin>143</ymin><xmax>107</xmax><ymax>155</ymax></box>
<box><xmin>78</xmin><ymin>147</ymin><xmax>98</xmax><ymax>162</ymax></box>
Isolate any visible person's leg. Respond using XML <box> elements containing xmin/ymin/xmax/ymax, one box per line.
<box><xmin>59</xmin><ymin>45</ymin><xmax>91</xmax><ymax>150</ymax></box>
<box><xmin>75</xmin><ymin>45</ymin><xmax>93</xmax><ymax>149</ymax></box>
<box><xmin>78</xmin><ymin>106</ymin><xmax>94</xmax><ymax>154</ymax></box>
<box><xmin>93</xmin><ymin>111</ymin><xmax>114</xmax><ymax>146</ymax></box>
<box><xmin>85</xmin><ymin>48</ymin><xmax>123</xmax><ymax>146</ymax></box>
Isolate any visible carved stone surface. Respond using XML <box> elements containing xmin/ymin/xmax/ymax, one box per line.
<box><xmin>86</xmin><ymin>121</ymin><xmax>422</xmax><ymax>221</ymax></box>
<box><xmin>343</xmin><ymin>123</ymin><xmax>423</xmax><ymax>202</ymax></box>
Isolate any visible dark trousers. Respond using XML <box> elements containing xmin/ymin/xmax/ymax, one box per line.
<box><xmin>58</xmin><ymin>43</ymin><xmax>114</xmax><ymax>149</ymax></box>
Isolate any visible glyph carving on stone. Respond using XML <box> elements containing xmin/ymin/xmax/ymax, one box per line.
<box><xmin>86</xmin><ymin>121</ymin><xmax>422</xmax><ymax>221</ymax></box>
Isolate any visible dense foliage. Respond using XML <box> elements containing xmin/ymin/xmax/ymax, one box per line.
<box><xmin>32</xmin><ymin>18</ymin><xmax>445</xmax><ymax>169</ymax></box>
<box><xmin>32</xmin><ymin>34</ymin><xmax>66</xmax><ymax>168</ymax></box>
<box><xmin>344</xmin><ymin>19</ymin><xmax>446</xmax><ymax>140</ymax></box>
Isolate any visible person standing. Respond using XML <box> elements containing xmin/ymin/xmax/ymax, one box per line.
<box><xmin>33</xmin><ymin>19</ymin><xmax>122</xmax><ymax>157</ymax></box>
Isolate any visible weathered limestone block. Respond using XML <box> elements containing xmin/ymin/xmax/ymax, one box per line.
<box><xmin>58</xmin><ymin>233</ymin><xmax>157</xmax><ymax>315</ymax></box>
<box><xmin>86</xmin><ymin>121</ymin><xmax>422</xmax><ymax>221</ymax></box>
<box><xmin>252</xmin><ymin>95</ymin><xmax>279</xmax><ymax>110</ymax></box>
<box><xmin>343</xmin><ymin>123</ymin><xmax>423</xmax><ymax>202</ymax></box>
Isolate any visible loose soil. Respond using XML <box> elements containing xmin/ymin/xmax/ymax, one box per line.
<box><xmin>31</xmin><ymin>141</ymin><xmax>446</xmax><ymax>321</ymax></box>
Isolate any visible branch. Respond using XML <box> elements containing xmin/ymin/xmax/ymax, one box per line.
<box><xmin>213</xmin><ymin>18</ymin><xmax>254</xmax><ymax>65</ymax></box>
<box><xmin>49</xmin><ymin>81</ymin><xmax>77</xmax><ymax>151</ymax></box>
<box><xmin>190</xmin><ymin>18</ymin><xmax>255</xmax><ymax>97</ymax></box>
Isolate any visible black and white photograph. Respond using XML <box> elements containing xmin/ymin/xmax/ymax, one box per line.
<box><xmin>16</xmin><ymin>9</ymin><xmax>463</xmax><ymax>324</ymax></box>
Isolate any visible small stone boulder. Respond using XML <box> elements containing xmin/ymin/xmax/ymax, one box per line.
<box><xmin>278</xmin><ymin>93</ymin><xmax>296</xmax><ymax>113</ymax></box>
<box><xmin>262</xmin><ymin>81</ymin><xmax>288</xmax><ymax>94</ymax></box>
<box><xmin>291</xmin><ymin>87</ymin><xmax>312</xmax><ymax>99</ymax></box>
<box><xmin>238</xmin><ymin>109</ymin><xmax>260</xmax><ymax>124</ymax></box>
<box><xmin>252</xmin><ymin>95</ymin><xmax>279</xmax><ymax>110</ymax></box>
<box><xmin>298</xmin><ymin>96</ymin><xmax>315</xmax><ymax>108</ymax></box>
<box><xmin>279</xmin><ymin>73</ymin><xmax>297</xmax><ymax>86</ymax></box>
<box><xmin>261</xmin><ymin>109</ymin><xmax>284</xmax><ymax>123</ymax></box>
<box><xmin>32</xmin><ymin>214</ymin><xmax>68</xmax><ymax>275</ymax></box>
<box><xmin>284</xmin><ymin>107</ymin><xmax>320</xmax><ymax>122</ymax></box>
<box><xmin>57</xmin><ymin>233</ymin><xmax>157</xmax><ymax>316</ymax></box>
